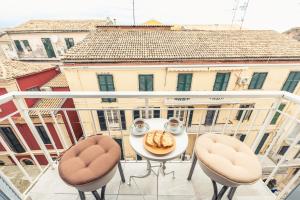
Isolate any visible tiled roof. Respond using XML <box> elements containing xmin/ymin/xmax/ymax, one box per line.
<box><xmin>284</xmin><ymin>27</ymin><xmax>300</xmax><ymax>41</ymax></box>
<box><xmin>0</xmin><ymin>58</ymin><xmax>55</xmax><ymax>80</ymax></box>
<box><xmin>63</xmin><ymin>29</ymin><xmax>300</xmax><ymax>63</ymax></box>
<box><xmin>29</xmin><ymin>98</ymin><xmax>65</xmax><ymax>117</ymax></box>
<box><xmin>42</xmin><ymin>73</ymin><xmax>69</xmax><ymax>88</ymax></box>
<box><xmin>7</xmin><ymin>19</ymin><xmax>112</xmax><ymax>33</ymax></box>
<box><xmin>0</xmin><ymin>33</ymin><xmax>10</xmax><ymax>42</ymax></box>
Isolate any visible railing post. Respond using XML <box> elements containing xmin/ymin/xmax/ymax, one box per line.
<box><xmin>251</xmin><ymin>98</ymin><xmax>281</xmax><ymax>152</ymax></box>
<box><xmin>15</xmin><ymin>98</ymin><xmax>54</xmax><ymax>167</ymax></box>
<box><xmin>145</xmin><ymin>98</ymin><xmax>149</xmax><ymax>119</ymax></box>
<box><xmin>50</xmin><ymin>111</ymin><xmax>68</xmax><ymax>149</ymax></box>
<box><xmin>0</xmin><ymin>170</ymin><xmax>24</xmax><ymax>200</ymax></box>
<box><xmin>276</xmin><ymin>168</ymin><xmax>300</xmax><ymax>200</ymax></box>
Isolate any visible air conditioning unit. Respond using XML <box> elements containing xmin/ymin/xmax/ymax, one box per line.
<box><xmin>237</xmin><ymin>76</ymin><xmax>250</xmax><ymax>86</ymax></box>
<box><xmin>40</xmin><ymin>86</ymin><xmax>52</xmax><ymax>91</ymax></box>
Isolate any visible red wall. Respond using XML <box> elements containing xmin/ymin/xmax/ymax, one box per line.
<box><xmin>0</xmin><ymin>88</ymin><xmax>18</xmax><ymax>118</ymax></box>
<box><xmin>17</xmin><ymin>68</ymin><xmax>59</xmax><ymax>107</ymax></box>
<box><xmin>53</xmin><ymin>87</ymin><xmax>83</xmax><ymax>144</ymax></box>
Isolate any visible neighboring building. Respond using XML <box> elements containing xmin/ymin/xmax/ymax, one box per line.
<box><xmin>284</xmin><ymin>27</ymin><xmax>300</xmax><ymax>41</ymax></box>
<box><xmin>61</xmin><ymin>26</ymin><xmax>300</xmax><ymax>165</ymax></box>
<box><xmin>0</xmin><ymin>33</ymin><xmax>17</xmax><ymax>60</ymax></box>
<box><xmin>143</xmin><ymin>19</ymin><xmax>163</xmax><ymax>25</ymax></box>
<box><xmin>0</xmin><ymin>56</ymin><xmax>82</xmax><ymax>165</ymax></box>
<box><xmin>5</xmin><ymin>19</ymin><xmax>113</xmax><ymax>62</ymax></box>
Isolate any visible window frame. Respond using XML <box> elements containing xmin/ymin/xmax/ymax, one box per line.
<box><xmin>0</xmin><ymin>126</ymin><xmax>25</xmax><ymax>153</ymax></box>
<box><xmin>213</xmin><ymin>72</ymin><xmax>231</xmax><ymax>91</ymax></box>
<box><xmin>176</xmin><ymin>73</ymin><xmax>192</xmax><ymax>91</ymax></box>
<box><xmin>138</xmin><ymin>74</ymin><xmax>154</xmax><ymax>91</ymax></box>
<box><xmin>35</xmin><ymin>125</ymin><xmax>51</xmax><ymax>145</ymax></box>
<box><xmin>97</xmin><ymin>74</ymin><xmax>116</xmax><ymax>102</ymax></box>
<box><xmin>236</xmin><ymin>104</ymin><xmax>255</xmax><ymax>121</ymax></box>
<box><xmin>14</xmin><ymin>40</ymin><xmax>23</xmax><ymax>52</ymax></box>
<box><xmin>248</xmin><ymin>72</ymin><xmax>268</xmax><ymax>89</ymax></box>
<box><xmin>281</xmin><ymin>71</ymin><xmax>300</xmax><ymax>93</ymax></box>
<box><xmin>65</xmin><ymin>38</ymin><xmax>75</xmax><ymax>49</ymax></box>
<box><xmin>21</xmin><ymin>40</ymin><xmax>32</xmax><ymax>51</ymax></box>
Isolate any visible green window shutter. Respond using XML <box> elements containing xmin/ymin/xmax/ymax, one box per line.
<box><xmin>21</xmin><ymin>40</ymin><xmax>32</xmax><ymax>51</ymax></box>
<box><xmin>249</xmin><ymin>72</ymin><xmax>267</xmax><ymax>89</ymax></box>
<box><xmin>177</xmin><ymin>74</ymin><xmax>192</xmax><ymax>91</ymax></box>
<box><xmin>282</xmin><ymin>72</ymin><xmax>300</xmax><ymax>93</ymax></box>
<box><xmin>139</xmin><ymin>75</ymin><xmax>153</xmax><ymax>91</ymax></box>
<box><xmin>271</xmin><ymin>103</ymin><xmax>286</xmax><ymax>124</ymax></box>
<box><xmin>97</xmin><ymin>75</ymin><xmax>116</xmax><ymax>102</ymax></box>
<box><xmin>213</xmin><ymin>73</ymin><xmax>230</xmax><ymax>91</ymax></box>
<box><xmin>65</xmin><ymin>38</ymin><xmax>74</xmax><ymax>49</ymax></box>
<box><xmin>41</xmin><ymin>38</ymin><xmax>56</xmax><ymax>58</ymax></box>
<box><xmin>14</xmin><ymin>40</ymin><xmax>23</xmax><ymax>52</ymax></box>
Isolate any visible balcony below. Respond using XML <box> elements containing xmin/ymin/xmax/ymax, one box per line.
<box><xmin>28</xmin><ymin>162</ymin><xmax>275</xmax><ymax>200</ymax></box>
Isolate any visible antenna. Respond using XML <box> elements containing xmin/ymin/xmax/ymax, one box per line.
<box><xmin>132</xmin><ymin>0</ymin><xmax>136</xmax><ymax>25</ymax></box>
<box><xmin>231</xmin><ymin>0</ymin><xmax>250</xmax><ymax>29</ymax></box>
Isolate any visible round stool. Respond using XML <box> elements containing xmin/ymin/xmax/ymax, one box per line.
<box><xmin>58</xmin><ymin>135</ymin><xmax>125</xmax><ymax>200</ymax></box>
<box><xmin>187</xmin><ymin>134</ymin><xmax>262</xmax><ymax>200</ymax></box>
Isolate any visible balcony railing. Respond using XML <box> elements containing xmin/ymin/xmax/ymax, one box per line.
<box><xmin>0</xmin><ymin>91</ymin><xmax>300</xmax><ymax>199</ymax></box>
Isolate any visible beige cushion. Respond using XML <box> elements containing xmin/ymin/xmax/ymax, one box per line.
<box><xmin>58</xmin><ymin>135</ymin><xmax>120</xmax><ymax>186</ymax></box>
<box><xmin>195</xmin><ymin>134</ymin><xmax>262</xmax><ymax>187</ymax></box>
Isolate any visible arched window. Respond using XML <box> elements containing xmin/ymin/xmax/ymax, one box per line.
<box><xmin>21</xmin><ymin>159</ymin><xmax>34</xmax><ymax>165</ymax></box>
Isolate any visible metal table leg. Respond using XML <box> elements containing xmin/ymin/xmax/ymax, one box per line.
<box><xmin>161</xmin><ymin>162</ymin><xmax>175</xmax><ymax>178</ymax></box>
<box><xmin>128</xmin><ymin>160</ymin><xmax>154</xmax><ymax>185</ymax></box>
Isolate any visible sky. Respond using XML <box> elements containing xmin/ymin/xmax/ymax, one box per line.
<box><xmin>0</xmin><ymin>0</ymin><xmax>300</xmax><ymax>32</ymax></box>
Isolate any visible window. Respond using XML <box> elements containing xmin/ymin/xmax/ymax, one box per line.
<box><xmin>177</xmin><ymin>74</ymin><xmax>192</xmax><ymax>91</ymax></box>
<box><xmin>133</xmin><ymin>108</ymin><xmax>160</xmax><ymax>119</ymax></box>
<box><xmin>97</xmin><ymin>110</ymin><xmax>126</xmax><ymax>131</ymax></box>
<box><xmin>248</xmin><ymin>72</ymin><xmax>267</xmax><ymax>89</ymax></box>
<box><xmin>236</xmin><ymin>104</ymin><xmax>254</xmax><ymax>121</ymax></box>
<box><xmin>97</xmin><ymin>75</ymin><xmax>116</xmax><ymax>102</ymax></box>
<box><xmin>255</xmin><ymin>133</ymin><xmax>269</xmax><ymax>154</ymax></box>
<box><xmin>41</xmin><ymin>38</ymin><xmax>56</xmax><ymax>58</ymax></box>
<box><xmin>0</xmin><ymin>127</ymin><xmax>25</xmax><ymax>153</ymax></box>
<box><xmin>282</xmin><ymin>72</ymin><xmax>300</xmax><ymax>93</ymax></box>
<box><xmin>278</xmin><ymin>145</ymin><xmax>289</xmax><ymax>156</ymax></box>
<box><xmin>65</xmin><ymin>38</ymin><xmax>75</xmax><ymax>49</ymax></box>
<box><xmin>0</xmin><ymin>160</ymin><xmax>5</xmax><ymax>166</ymax></box>
<box><xmin>238</xmin><ymin>134</ymin><xmax>246</xmax><ymax>142</ymax></box>
<box><xmin>22</xmin><ymin>159</ymin><xmax>34</xmax><ymax>165</ymax></box>
<box><xmin>139</xmin><ymin>75</ymin><xmax>153</xmax><ymax>91</ymax></box>
<box><xmin>271</xmin><ymin>103</ymin><xmax>286</xmax><ymax>125</ymax></box>
<box><xmin>21</xmin><ymin>40</ymin><xmax>32</xmax><ymax>51</ymax></box>
<box><xmin>167</xmin><ymin>107</ymin><xmax>193</xmax><ymax>126</ymax></box>
<box><xmin>36</xmin><ymin>126</ymin><xmax>51</xmax><ymax>144</ymax></box>
<box><xmin>213</xmin><ymin>73</ymin><xmax>230</xmax><ymax>91</ymax></box>
<box><xmin>14</xmin><ymin>40</ymin><xmax>23</xmax><ymax>52</ymax></box>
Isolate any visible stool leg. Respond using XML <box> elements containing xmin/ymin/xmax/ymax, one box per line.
<box><xmin>92</xmin><ymin>190</ymin><xmax>101</xmax><ymax>200</ymax></box>
<box><xmin>216</xmin><ymin>186</ymin><xmax>228</xmax><ymax>200</ymax></box>
<box><xmin>78</xmin><ymin>190</ymin><xmax>85</xmax><ymax>200</ymax></box>
<box><xmin>118</xmin><ymin>161</ymin><xmax>125</xmax><ymax>183</ymax></box>
<box><xmin>211</xmin><ymin>180</ymin><xmax>218</xmax><ymax>200</ymax></box>
<box><xmin>227</xmin><ymin>187</ymin><xmax>237</xmax><ymax>200</ymax></box>
<box><xmin>187</xmin><ymin>154</ymin><xmax>197</xmax><ymax>180</ymax></box>
<box><xmin>100</xmin><ymin>185</ymin><xmax>106</xmax><ymax>200</ymax></box>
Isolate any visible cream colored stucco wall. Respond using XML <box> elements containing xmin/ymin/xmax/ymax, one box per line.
<box><xmin>62</xmin><ymin>64</ymin><xmax>300</xmax><ymax>159</ymax></box>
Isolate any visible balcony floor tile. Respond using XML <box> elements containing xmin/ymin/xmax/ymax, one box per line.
<box><xmin>28</xmin><ymin>162</ymin><xmax>275</xmax><ymax>200</ymax></box>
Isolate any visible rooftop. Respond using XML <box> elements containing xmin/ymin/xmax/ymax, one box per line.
<box><xmin>42</xmin><ymin>73</ymin><xmax>69</xmax><ymax>88</ymax></box>
<box><xmin>62</xmin><ymin>28</ymin><xmax>300</xmax><ymax>63</ymax></box>
<box><xmin>6</xmin><ymin>19</ymin><xmax>113</xmax><ymax>33</ymax></box>
<box><xmin>29</xmin><ymin>98</ymin><xmax>65</xmax><ymax>117</ymax></box>
<box><xmin>0</xmin><ymin>58</ymin><xmax>56</xmax><ymax>80</ymax></box>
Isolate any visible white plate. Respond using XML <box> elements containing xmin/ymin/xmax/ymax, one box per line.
<box><xmin>164</xmin><ymin>122</ymin><xmax>185</xmax><ymax>135</ymax></box>
<box><xmin>130</xmin><ymin>123</ymin><xmax>150</xmax><ymax>136</ymax></box>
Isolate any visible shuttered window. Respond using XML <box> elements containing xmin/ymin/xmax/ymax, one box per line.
<box><xmin>271</xmin><ymin>103</ymin><xmax>286</xmax><ymax>125</ymax></box>
<box><xmin>21</xmin><ymin>40</ymin><xmax>32</xmax><ymax>51</ymax></box>
<box><xmin>282</xmin><ymin>72</ymin><xmax>300</xmax><ymax>93</ymax></box>
<box><xmin>177</xmin><ymin>74</ymin><xmax>192</xmax><ymax>91</ymax></box>
<box><xmin>0</xmin><ymin>127</ymin><xmax>25</xmax><ymax>153</ymax></box>
<box><xmin>97</xmin><ymin>110</ymin><xmax>107</xmax><ymax>131</ymax></box>
<box><xmin>248</xmin><ymin>72</ymin><xmax>267</xmax><ymax>89</ymax></box>
<box><xmin>65</xmin><ymin>38</ymin><xmax>75</xmax><ymax>49</ymax></box>
<box><xmin>14</xmin><ymin>40</ymin><xmax>23</xmax><ymax>52</ymax></box>
<box><xmin>213</xmin><ymin>73</ymin><xmax>230</xmax><ymax>91</ymax></box>
<box><xmin>36</xmin><ymin>126</ymin><xmax>51</xmax><ymax>144</ymax></box>
<box><xmin>41</xmin><ymin>38</ymin><xmax>56</xmax><ymax>58</ymax></box>
<box><xmin>139</xmin><ymin>75</ymin><xmax>153</xmax><ymax>91</ymax></box>
<box><xmin>97</xmin><ymin>75</ymin><xmax>116</xmax><ymax>102</ymax></box>
<box><xmin>236</xmin><ymin>104</ymin><xmax>254</xmax><ymax>121</ymax></box>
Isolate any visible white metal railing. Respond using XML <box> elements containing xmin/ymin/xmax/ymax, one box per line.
<box><xmin>0</xmin><ymin>91</ymin><xmax>299</xmax><ymax>199</ymax></box>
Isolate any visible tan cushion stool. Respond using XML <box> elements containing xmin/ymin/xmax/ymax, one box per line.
<box><xmin>187</xmin><ymin>134</ymin><xmax>262</xmax><ymax>200</ymax></box>
<box><xmin>58</xmin><ymin>135</ymin><xmax>125</xmax><ymax>200</ymax></box>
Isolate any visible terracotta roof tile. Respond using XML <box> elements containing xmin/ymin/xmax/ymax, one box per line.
<box><xmin>63</xmin><ymin>29</ymin><xmax>300</xmax><ymax>63</ymax></box>
<box><xmin>43</xmin><ymin>73</ymin><xmax>68</xmax><ymax>88</ymax></box>
<box><xmin>7</xmin><ymin>20</ymin><xmax>112</xmax><ymax>33</ymax></box>
<box><xmin>29</xmin><ymin>98</ymin><xmax>64</xmax><ymax>117</ymax></box>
